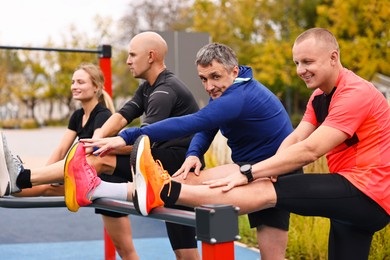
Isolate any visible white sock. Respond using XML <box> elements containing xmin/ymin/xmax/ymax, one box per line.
<box><xmin>90</xmin><ymin>181</ymin><xmax>128</xmax><ymax>201</ymax></box>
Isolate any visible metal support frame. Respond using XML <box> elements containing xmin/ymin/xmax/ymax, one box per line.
<box><xmin>0</xmin><ymin>196</ymin><xmax>239</xmax><ymax>259</ymax></box>
<box><xmin>0</xmin><ymin>44</ymin><xmax>112</xmax><ymax>97</ymax></box>
<box><xmin>195</xmin><ymin>204</ymin><xmax>240</xmax><ymax>260</ymax></box>
<box><xmin>0</xmin><ymin>44</ymin><xmax>115</xmax><ymax>257</ymax></box>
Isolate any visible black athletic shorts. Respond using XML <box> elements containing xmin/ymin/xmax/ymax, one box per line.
<box><xmin>95</xmin><ymin>155</ymin><xmax>131</xmax><ymax>218</ymax></box>
<box><xmin>237</xmin><ymin>162</ymin><xmax>303</xmax><ymax>230</ymax></box>
<box><xmin>152</xmin><ymin>146</ymin><xmax>205</xmax><ymax>250</ymax></box>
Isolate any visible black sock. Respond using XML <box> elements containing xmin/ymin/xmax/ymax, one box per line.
<box><xmin>161</xmin><ymin>180</ymin><xmax>181</xmax><ymax>206</ymax></box>
<box><xmin>16</xmin><ymin>169</ymin><xmax>32</xmax><ymax>189</ymax></box>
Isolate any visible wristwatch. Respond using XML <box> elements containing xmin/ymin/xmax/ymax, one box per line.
<box><xmin>240</xmin><ymin>164</ymin><xmax>254</xmax><ymax>183</ymax></box>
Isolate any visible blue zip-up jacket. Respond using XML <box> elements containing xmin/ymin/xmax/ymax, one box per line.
<box><xmin>119</xmin><ymin>66</ymin><xmax>293</xmax><ymax>163</ymax></box>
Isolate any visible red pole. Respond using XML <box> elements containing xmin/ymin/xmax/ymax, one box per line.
<box><xmin>104</xmin><ymin>228</ymin><xmax>117</xmax><ymax>260</ymax></box>
<box><xmin>99</xmin><ymin>56</ymin><xmax>112</xmax><ymax>97</ymax></box>
<box><xmin>202</xmin><ymin>241</ymin><xmax>235</xmax><ymax>260</ymax></box>
<box><xmin>98</xmin><ymin>45</ymin><xmax>116</xmax><ymax>260</ymax></box>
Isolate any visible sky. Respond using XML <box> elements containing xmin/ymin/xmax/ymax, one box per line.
<box><xmin>0</xmin><ymin>0</ymin><xmax>130</xmax><ymax>47</ymax></box>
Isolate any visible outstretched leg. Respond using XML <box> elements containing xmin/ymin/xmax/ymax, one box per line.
<box><xmin>2</xmin><ymin>141</ymin><xmax>117</xmax><ymax>196</ymax></box>
<box><xmin>131</xmin><ymin>135</ymin><xmax>277</xmax><ymax>216</ymax></box>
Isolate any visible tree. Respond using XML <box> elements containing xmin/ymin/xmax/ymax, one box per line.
<box><xmin>190</xmin><ymin>0</ymin><xmax>326</xmax><ymax>115</ymax></box>
<box><xmin>113</xmin><ymin>0</ymin><xmax>194</xmax><ymax>99</ymax></box>
<box><xmin>0</xmin><ymin>50</ymin><xmax>24</xmax><ymax>108</ymax></box>
<box><xmin>10</xmin><ymin>51</ymin><xmax>48</xmax><ymax>120</ymax></box>
<box><xmin>317</xmin><ymin>0</ymin><xmax>390</xmax><ymax>79</ymax></box>
<box><xmin>189</xmin><ymin>0</ymin><xmax>388</xmax><ymax>117</ymax></box>
<box><xmin>118</xmin><ymin>0</ymin><xmax>193</xmax><ymax>44</ymax></box>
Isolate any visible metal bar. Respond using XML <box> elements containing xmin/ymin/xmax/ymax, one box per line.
<box><xmin>0</xmin><ymin>45</ymin><xmax>99</xmax><ymax>54</ymax></box>
<box><xmin>92</xmin><ymin>198</ymin><xmax>196</xmax><ymax>227</ymax></box>
<box><xmin>0</xmin><ymin>196</ymin><xmax>196</xmax><ymax>227</ymax></box>
<box><xmin>0</xmin><ymin>196</ymin><xmax>66</xmax><ymax>208</ymax></box>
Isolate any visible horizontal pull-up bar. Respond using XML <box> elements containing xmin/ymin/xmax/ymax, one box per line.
<box><xmin>0</xmin><ymin>196</ymin><xmax>66</xmax><ymax>208</ymax></box>
<box><xmin>0</xmin><ymin>44</ymin><xmax>112</xmax><ymax>96</ymax></box>
<box><xmin>92</xmin><ymin>197</ymin><xmax>197</xmax><ymax>228</ymax></box>
<box><xmin>0</xmin><ymin>45</ymin><xmax>111</xmax><ymax>58</ymax></box>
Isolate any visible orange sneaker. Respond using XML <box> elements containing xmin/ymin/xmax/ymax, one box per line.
<box><xmin>131</xmin><ymin>135</ymin><xmax>171</xmax><ymax>216</ymax></box>
<box><xmin>64</xmin><ymin>142</ymin><xmax>101</xmax><ymax>212</ymax></box>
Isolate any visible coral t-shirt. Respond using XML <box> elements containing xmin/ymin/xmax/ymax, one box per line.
<box><xmin>303</xmin><ymin>68</ymin><xmax>390</xmax><ymax>214</ymax></box>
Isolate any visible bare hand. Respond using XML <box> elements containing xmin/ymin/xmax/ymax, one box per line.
<box><xmin>203</xmin><ymin>170</ymin><xmax>248</xmax><ymax>192</ymax></box>
<box><xmin>80</xmin><ymin>136</ymin><xmax>126</xmax><ymax>157</ymax></box>
<box><xmin>173</xmin><ymin>156</ymin><xmax>202</xmax><ymax>179</ymax></box>
<box><xmin>86</xmin><ymin>130</ymin><xmax>104</xmax><ymax>154</ymax></box>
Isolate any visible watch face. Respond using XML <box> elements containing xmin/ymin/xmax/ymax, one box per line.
<box><xmin>240</xmin><ymin>164</ymin><xmax>251</xmax><ymax>172</ymax></box>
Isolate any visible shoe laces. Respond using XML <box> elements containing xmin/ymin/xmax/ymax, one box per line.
<box><xmin>86</xmin><ymin>166</ymin><xmax>99</xmax><ymax>200</ymax></box>
<box><xmin>13</xmin><ymin>155</ymin><xmax>24</xmax><ymax>173</ymax></box>
<box><xmin>79</xmin><ymin>156</ymin><xmax>98</xmax><ymax>201</ymax></box>
<box><xmin>155</xmin><ymin>160</ymin><xmax>171</xmax><ymax>196</ymax></box>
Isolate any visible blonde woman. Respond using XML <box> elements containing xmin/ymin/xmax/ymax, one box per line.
<box><xmin>0</xmin><ymin>63</ymin><xmax>139</xmax><ymax>259</ymax></box>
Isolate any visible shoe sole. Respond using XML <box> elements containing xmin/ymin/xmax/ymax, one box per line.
<box><xmin>64</xmin><ymin>142</ymin><xmax>80</xmax><ymax>212</ymax></box>
<box><xmin>131</xmin><ymin>135</ymin><xmax>149</xmax><ymax>216</ymax></box>
<box><xmin>0</xmin><ymin>133</ymin><xmax>11</xmax><ymax>196</ymax></box>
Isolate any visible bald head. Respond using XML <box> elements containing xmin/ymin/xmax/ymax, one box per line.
<box><xmin>127</xmin><ymin>31</ymin><xmax>168</xmax><ymax>84</ymax></box>
<box><xmin>130</xmin><ymin>31</ymin><xmax>168</xmax><ymax>62</ymax></box>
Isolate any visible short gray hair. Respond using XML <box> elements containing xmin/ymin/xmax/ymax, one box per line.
<box><xmin>195</xmin><ymin>43</ymin><xmax>238</xmax><ymax>72</ymax></box>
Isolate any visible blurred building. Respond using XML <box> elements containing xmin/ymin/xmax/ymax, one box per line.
<box><xmin>159</xmin><ymin>31</ymin><xmax>210</xmax><ymax>108</ymax></box>
<box><xmin>372</xmin><ymin>73</ymin><xmax>390</xmax><ymax>104</ymax></box>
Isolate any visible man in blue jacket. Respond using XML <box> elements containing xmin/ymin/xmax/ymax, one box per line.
<box><xmin>75</xmin><ymin>42</ymin><xmax>298</xmax><ymax>260</ymax></box>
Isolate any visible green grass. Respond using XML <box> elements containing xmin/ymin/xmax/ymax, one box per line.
<box><xmin>237</xmin><ymin>204</ymin><xmax>389</xmax><ymax>259</ymax></box>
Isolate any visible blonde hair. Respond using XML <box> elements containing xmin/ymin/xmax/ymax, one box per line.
<box><xmin>100</xmin><ymin>90</ymin><xmax>115</xmax><ymax>113</ymax></box>
<box><xmin>75</xmin><ymin>63</ymin><xmax>115</xmax><ymax>113</ymax></box>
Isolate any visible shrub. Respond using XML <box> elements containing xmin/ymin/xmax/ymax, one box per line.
<box><xmin>20</xmin><ymin>118</ymin><xmax>39</xmax><ymax>129</ymax></box>
<box><xmin>0</xmin><ymin>119</ymin><xmax>21</xmax><ymax>129</ymax></box>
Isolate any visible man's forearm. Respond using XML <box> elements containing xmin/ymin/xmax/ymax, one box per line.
<box><xmin>94</xmin><ymin>113</ymin><xmax>128</xmax><ymax>138</ymax></box>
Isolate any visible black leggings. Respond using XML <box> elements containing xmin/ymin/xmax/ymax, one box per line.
<box><xmin>274</xmin><ymin>173</ymin><xmax>390</xmax><ymax>260</ymax></box>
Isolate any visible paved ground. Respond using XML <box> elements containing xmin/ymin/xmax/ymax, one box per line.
<box><xmin>0</xmin><ymin>127</ymin><xmax>260</xmax><ymax>259</ymax></box>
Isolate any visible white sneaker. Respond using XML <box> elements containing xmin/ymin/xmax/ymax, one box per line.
<box><xmin>0</xmin><ymin>133</ymin><xmax>11</xmax><ymax>196</ymax></box>
<box><xmin>0</xmin><ymin>132</ymin><xmax>22</xmax><ymax>196</ymax></box>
